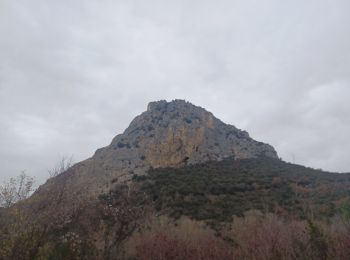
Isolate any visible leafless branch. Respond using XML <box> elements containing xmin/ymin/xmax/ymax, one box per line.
<box><xmin>48</xmin><ymin>155</ymin><xmax>74</xmax><ymax>178</ymax></box>
<box><xmin>0</xmin><ymin>171</ymin><xmax>34</xmax><ymax>208</ymax></box>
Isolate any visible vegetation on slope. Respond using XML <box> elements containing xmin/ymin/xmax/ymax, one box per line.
<box><xmin>133</xmin><ymin>157</ymin><xmax>350</xmax><ymax>223</ymax></box>
<box><xmin>1</xmin><ymin>157</ymin><xmax>350</xmax><ymax>259</ymax></box>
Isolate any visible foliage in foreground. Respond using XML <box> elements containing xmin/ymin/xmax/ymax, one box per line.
<box><xmin>0</xmin><ymin>172</ymin><xmax>34</xmax><ymax>208</ymax></box>
<box><xmin>1</xmin><ymin>209</ymin><xmax>350</xmax><ymax>259</ymax></box>
<box><xmin>0</xmin><ymin>183</ymin><xmax>148</xmax><ymax>260</ymax></box>
<box><xmin>129</xmin><ymin>212</ymin><xmax>350</xmax><ymax>260</ymax></box>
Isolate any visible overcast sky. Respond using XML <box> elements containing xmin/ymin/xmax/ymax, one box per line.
<box><xmin>1</xmin><ymin>0</ymin><xmax>349</xmax><ymax>184</ymax></box>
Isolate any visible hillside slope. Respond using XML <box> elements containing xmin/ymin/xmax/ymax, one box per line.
<box><xmin>133</xmin><ymin>157</ymin><xmax>350</xmax><ymax>224</ymax></box>
<box><xmin>29</xmin><ymin>100</ymin><xmax>277</xmax><ymax>217</ymax></box>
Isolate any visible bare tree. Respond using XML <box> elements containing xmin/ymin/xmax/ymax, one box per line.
<box><xmin>0</xmin><ymin>171</ymin><xmax>34</xmax><ymax>208</ymax></box>
<box><xmin>48</xmin><ymin>155</ymin><xmax>74</xmax><ymax>178</ymax></box>
<box><xmin>100</xmin><ymin>183</ymin><xmax>149</xmax><ymax>259</ymax></box>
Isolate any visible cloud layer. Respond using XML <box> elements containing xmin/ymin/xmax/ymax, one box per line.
<box><xmin>1</xmin><ymin>0</ymin><xmax>349</xmax><ymax>183</ymax></box>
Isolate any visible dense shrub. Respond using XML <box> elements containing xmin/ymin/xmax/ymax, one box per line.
<box><xmin>134</xmin><ymin>157</ymin><xmax>350</xmax><ymax>224</ymax></box>
<box><xmin>135</xmin><ymin>232</ymin><xmax>233</xmax><ymax>260</ymax></box>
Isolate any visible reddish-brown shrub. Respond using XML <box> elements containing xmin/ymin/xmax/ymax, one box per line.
<box><xmin>127</xmin><ymin>212</ymin><xmax>350</xmax><ymax>260</ymax></box>
<box><xmin>135</xmin><ymin>231</ymin><xmax>234</xmax><ymax>260</ymax></box>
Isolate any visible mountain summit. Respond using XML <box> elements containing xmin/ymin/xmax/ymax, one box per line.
<box><xmin>100</xmin><ymin>99</ymin><xmax>277</xmax><ymax>169</ymax></box>
<box><xmin>35</xmin><ymin>100</ymin><xmax>277</xmax><ymax>202</ymax></box>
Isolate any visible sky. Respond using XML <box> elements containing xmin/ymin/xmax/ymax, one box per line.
<box><xmin>0</xmin><ymin>0</ymin><xmax>349</xmax><ymax>184</ymax></box>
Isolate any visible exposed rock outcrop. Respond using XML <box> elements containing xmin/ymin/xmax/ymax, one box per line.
<box><xmin>33</xmin><ymin>100</ymin><xmax>277</xmax><ymax>207</ymax></box>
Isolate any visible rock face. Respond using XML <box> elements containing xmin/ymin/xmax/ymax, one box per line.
<box><xmin>34</xmin><ymin>100</ymin><xmax>277</xmax><ymax>204</ymax></box>
<box><xmin>99</xmin><ymin>100</ymin><xmax>276</xmax><ymax>166</ymax></box>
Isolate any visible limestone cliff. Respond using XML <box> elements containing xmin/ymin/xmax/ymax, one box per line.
<box><xmin>33</xmin><ymin>100</ymin><xmax>277</xmax><ymax>207</ymax></box>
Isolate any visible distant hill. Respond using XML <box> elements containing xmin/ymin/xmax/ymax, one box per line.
<box><xmin>2</xmin><ymin>100</ymin><xmax>349</xmax><ymax>260</ymax></box>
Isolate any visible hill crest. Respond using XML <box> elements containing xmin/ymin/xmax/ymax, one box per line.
<box><xmin>33</xmin><ymin>100</ymin><xmax>277</xmax><ymax>210</ymax></box>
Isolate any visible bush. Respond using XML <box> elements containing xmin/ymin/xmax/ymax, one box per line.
<box><xmin>134</xmin><ymin>157</ymin><xmax>350</xmax><ymax>224</ymax></box>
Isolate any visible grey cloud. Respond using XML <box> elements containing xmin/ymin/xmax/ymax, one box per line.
<box><xmin>0</xmin><ymin>0</ymin><xmax>349</xmax><ymax>183</ymax></box>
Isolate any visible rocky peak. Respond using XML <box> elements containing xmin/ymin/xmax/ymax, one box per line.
<box><xmin>97</xmin><ymin>100</ymin><xmax>277</xmax><ymax>172</ymax></box>
<box><xmin>36</xmin><ymin>100</ymin><xmax>278</xmax><ymax>201</ymax></box>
